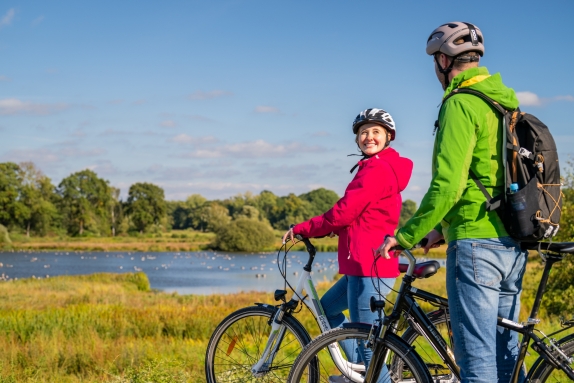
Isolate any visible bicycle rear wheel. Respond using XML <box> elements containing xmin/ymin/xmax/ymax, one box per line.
<box><xmin>401</xmin><ymin>310</ymin><xmax>458</xmax><ymax>382</ymax></box>
<box><xmin>527</xmin><ymin>334</ymin><xmax>574</xmax><ymax>382</ymax></box>
<box><xmin>287</xmin><ymin>325</ymin><xmax>432</xmax><ymax>383</ymax></box>
<box><xmin>205</xmin><ymin>305</ymin><xmax>313</xmax><ymax>382</ymax></box>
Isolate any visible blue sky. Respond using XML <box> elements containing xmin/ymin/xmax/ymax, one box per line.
<box><xmin>1</xmin><ymin>0</ymin><xmax>573</xmax><ymax>203</ymax></box>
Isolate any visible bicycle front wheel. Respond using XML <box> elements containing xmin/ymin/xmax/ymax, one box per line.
<box><xmin>527</xmin><ymin>333</ymin><xmax>574</xmax><ymax>382</ymax></box>
<box><xmin>205</xmin><ymin>305</ymin><xmax>312</xmax><ymax>382</ymax></box>
<box><xmin>288</xmin><ymin>325</ymin><xmax>432</xmax><ymax>383</ymax></box>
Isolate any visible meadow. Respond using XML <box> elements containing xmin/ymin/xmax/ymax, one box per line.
<box><xmin>0</xmin><ymin>250</ymin><xmax>564</xmax><ymax>382</ymax></box>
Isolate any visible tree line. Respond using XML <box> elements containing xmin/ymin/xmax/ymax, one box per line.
<box><xmin>0</xmin><ymin>162</ymin><xmax>421</xmax><ymax>247</ymax></box>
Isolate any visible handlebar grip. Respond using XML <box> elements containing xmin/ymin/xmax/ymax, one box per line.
<box><xmin>419</xmin><ymin>238</ymin><xmax>446</xmax><ymax>248</ymax></box>
<box><xmin>295</xmin><ymin>235</ymin><xmax>316</xmax><ymax>256</ymax></box>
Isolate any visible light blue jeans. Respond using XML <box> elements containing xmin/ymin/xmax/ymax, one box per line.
<box><xmin>446</xmin><ymin>237</ymin><xmax>527</xmax><ymax>383</ymax></box>
<box><xmin>321</xmin><ymin>275</ymin><xmax>395</xmax><ymax>382</ymax></box>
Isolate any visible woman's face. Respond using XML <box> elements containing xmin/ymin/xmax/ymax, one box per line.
<box><xmin>357</xmin><ymin>123</ymin><xmax>390</xmax><ymax>156</ymax></box>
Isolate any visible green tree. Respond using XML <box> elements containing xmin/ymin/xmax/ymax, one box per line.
<box><xmin>299</xmin><ymin>188</ymin><xmax>339</xmax><ymax>217</ymax></box>
<box><xmin>399</xmin><ymin>199</ymin><xmax>418</xmax><ymax>228</ymax></box>
<box><xmin>109</xmin><ymin>187</ymin><xmax>122</xmax><ymax>236</ymax></box>
<box><xmin>58</xmin><ymin>169</ymin><xmax>112</xmax><ymax>236</ymax></box>
<box><xmin>0</xmin><ymin>162</ymin><xmax>29</xmax><ymax>230</ymax></box>
<box><xmin>214</xmin><ymin>218</ymin><xmax>275</xmax><ymax>252</ymax></box>
<box><xmin>272</xmin><ymin>193</ymin><xmax>312</xmax><ymax>230</ymax></box>
<box><xmin>220</xmin><ymin>192</ymin><xmax>257</xmax><ymax>219</ymax></box>
<box><xmin>126</xmin><ymin>182</ymin><xmax>167</xmax><ymax>233</ymax></box>
<box><xmin>200</xmin><ymin>202</ymin><xmax>231</xmax><ymax>232</ymax></box>
<box><xmin>17</xmin><ymin>162</ymin><xmax>58</xmax><ymax>236</ymax></box>
<box><xmin>233</xmin><ymin>205</ymin><xmax>260</xmax><ymax>220</ymax></box>
<box><xmin>254</xmin><ymin>190</ymin><xmax>279</xmax><ymax>223</ymax></box>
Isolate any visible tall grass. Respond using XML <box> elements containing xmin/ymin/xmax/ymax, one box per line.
<box><xmin>0</xmin><ymin>252</ymin><xmax>566</xmax><ymax>382</ymax></box>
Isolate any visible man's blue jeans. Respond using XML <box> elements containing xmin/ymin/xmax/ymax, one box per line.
<box><xmin>446</xmin><ymin>237</ymin><xmax>527</xmax><ymax>383</ymax></box>
<box><xmin>320</xmin><ymin>275</ymin><xmax>395</xmax><ymax>382</ymax></box>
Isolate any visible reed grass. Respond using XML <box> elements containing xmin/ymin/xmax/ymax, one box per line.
<box><xmin>7</xmin><ymin>229</ymin><xmax>341</xmax><ymax>253</ymax></box>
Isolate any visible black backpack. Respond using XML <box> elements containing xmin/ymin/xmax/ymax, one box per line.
<box><xmin>440</xmin><ymin>88</ymin><xmax>563</xmax><ymax>241</ymax></box>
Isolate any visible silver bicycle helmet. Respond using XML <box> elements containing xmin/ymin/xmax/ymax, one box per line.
<box><xmin>352</xmin><ymin>108</ymin><xmax>396</xmax><ymax>140</ymax></box>
<box><xmin>426</xmin><ymin>22</ymin><xmax>484</xmax><ymax>57</ymax></box>
<box><xmin>426</xmin><ymin>22</ymin><xmax>484</xmax><ymax>88</ymax></box>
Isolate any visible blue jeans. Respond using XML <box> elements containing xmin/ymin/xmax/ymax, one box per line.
<box><xmin>321</xmin><ymin>275</ymin><xmax>395</xmax><ymax>382</ymax></box>
<box><xmin>446</xmin><ymin>237</ymin><xmax>527</xmax><ymax>383</ymax></box>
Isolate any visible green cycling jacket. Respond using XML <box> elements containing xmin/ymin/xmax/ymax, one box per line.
<box><xmin>396</xmin><ymin>66</ymin><xmax>519</xmax><ymax>248</ymax></box>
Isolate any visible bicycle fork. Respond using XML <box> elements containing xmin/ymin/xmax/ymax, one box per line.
<box><xmin>250</xmin><ymin>307</ymin><xmax>289</xmax><ymax>377</ymax></box>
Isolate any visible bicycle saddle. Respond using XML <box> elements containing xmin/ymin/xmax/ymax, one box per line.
<box><xmin>398</xmin><ymin>261</ymin><xmax>440</xmax><ymax>279</ymax></box>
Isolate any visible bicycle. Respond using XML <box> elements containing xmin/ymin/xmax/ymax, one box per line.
<box><xmin>287</xmin><ymin>240</ymin><xmax>574</xmax><ymax>383</ymax></box>
<box><xmin>205</xmin><ymin>237</ymin><xmax>366</xmax><ymax>382</ymax></box>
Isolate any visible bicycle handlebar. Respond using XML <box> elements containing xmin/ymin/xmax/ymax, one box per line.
<box><xmin>390</xmin><ymin>238</ymin><xmax>446</xmax><ymax>252</ymax></box>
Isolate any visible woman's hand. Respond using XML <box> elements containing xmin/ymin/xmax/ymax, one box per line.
<box><xmin>282</xmin><ymin>227</ymin><xmax>295</xmax><ymax>245</ymax></box>
<box><xmin>376</xmin><ymin>235</ymin><xmax>399</xmax><ymax>259</ymax></box>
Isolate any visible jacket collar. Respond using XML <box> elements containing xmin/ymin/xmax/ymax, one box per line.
<box><xmin>443</xmin><ymin>66</ymin><xmax>490</xmax><ymax>98</ymax></box>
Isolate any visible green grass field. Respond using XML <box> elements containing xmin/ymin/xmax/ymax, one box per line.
<box><xmin>0</xmin><ymin>253</ymin><xmax>568</xmax><ymax>382</ymax></box>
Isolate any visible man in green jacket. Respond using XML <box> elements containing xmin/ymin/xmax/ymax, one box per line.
<box><xmin>378</xmin><ymin>22</ymin><xmax>527</xmax><ymax>383</ymax></box>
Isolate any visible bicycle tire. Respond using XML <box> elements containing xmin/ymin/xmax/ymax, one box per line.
<box><xmin>287</xmin><ymin>325</ymin><xmax>432</xmax><ymax>383</ymax></box>
<box><xmin>401</xmin><ymin>310</ymin><xmax>458</xmax><ymax>382</ymax></box>
<box><xmin>205</xmin><ymin>304</ymin><xmax>314</xmax><ymax>383</ymax></box>
<box><xmin>527</xmin><ymin>333</ymin><xmax>574</xmax><ymax>382</ymax></box>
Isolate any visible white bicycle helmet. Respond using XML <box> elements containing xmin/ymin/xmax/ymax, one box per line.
<box><xmin>352</xmin><ymin>108</ymin><xmax>396</xmax><ymax>141</ymax></box>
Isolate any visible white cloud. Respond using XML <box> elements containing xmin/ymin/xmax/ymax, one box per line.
<box><xmin>516</xmin><ymin>91</ymin><xmax>574</xmax><ymax>107</ymax></box>
<box><xmin>188</xmin><ymin>90</ymin><xmax>233</xmax><ymax>100</ymax></box>
<box><xmin>0</xmin><ymin>75</ymin><xmax>10</xmax><ymax>81</ymax></box>
<box><xmin>170</xmin><ymin>134</ymin><xmax>217</xmax><ymax>144</ymax></box>
<box><xmin>160</xmin><ymin>119</ymin><xmax>177</xmax><ymax>128</ymax></box>
<box><xmin>0</xmin><ymin>98</ymin><xmax>70</xmax><ymax>115</ymax></box>
<box><xmin>0</xmin><ymin>8</ymin><xmax>15</xmax><ymax>27</ymax></box>
<box><xmin>516</xmin><ymin>91</ymin><xmax>541</xmax><ymax>106</ymax></box>
<box><xmin>182</xmin><ymin>139</ymin><xmax>323</xmax><ymax>159</ymax></box>
<box><xmin>2</xmin><ymin>148</ymin><xmax>60</xmax><ymax>164</ymax></box>
<box><xmin>254</xmin><ymin>105</ymin><xmax>280</xmax><ymax>114</ymax></box>
<box><xmin>555</xmin><ymin>95</ymin><xmax>574</xmax><ymax>102</ymax></box>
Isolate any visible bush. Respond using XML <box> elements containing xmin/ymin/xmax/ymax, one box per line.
<box><xmin>0</xmin><ymin>224</ymin><xmax>11</xmax><ymax>244</ymax></box>
<box><xmin>213</xmin><ymin>218</ymin><xmax>275</xmax><ymax>252</ymax></box>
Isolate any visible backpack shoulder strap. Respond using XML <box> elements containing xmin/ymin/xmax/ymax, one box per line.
<box><xmin>441</xmin><ymin>87</ymin><xmax>508</xmax><ymax>217</ymax></box>
<box><xmin>443</xmin><ymin>87</ymin><xmax>509</xmax><ymax>115</ymax></box>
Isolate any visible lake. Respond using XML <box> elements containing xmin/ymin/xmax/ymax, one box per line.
<box><xmin>0</xmin><ymin>250</ymin><xmax>446</xmax><ymax>295</ymax></box>
<box><xmin>0</xmin><ymin>250</ymin><xmax>341</xmax><ymax>295</ymax></box>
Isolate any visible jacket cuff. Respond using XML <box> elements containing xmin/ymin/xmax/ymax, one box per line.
<box><xmin>395</xmin><ymin>230</ymin><xmax>414</xmax><ymax>250</ymax></box>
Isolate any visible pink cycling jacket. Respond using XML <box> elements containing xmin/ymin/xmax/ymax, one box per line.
<box><xmin>293</xmin><ymin>147</ymin><xmax>413</xmax><ymax>277</ymax></box>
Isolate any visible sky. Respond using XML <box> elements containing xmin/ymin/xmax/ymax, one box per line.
<box><xmin>1</xmin><ymin>0</ymin><xmax>573</xmax><ymax>204</ymax></box>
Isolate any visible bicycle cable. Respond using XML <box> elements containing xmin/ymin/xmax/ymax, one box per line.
<box><xmin>276</xmin><ymin>240</ymin><xmax>310</xmax><ymax>311</ymax></box>
<box><xmin>370</xmin><ymin>254</ymin><xmax>400</xmax><ymax>306</ymax></box>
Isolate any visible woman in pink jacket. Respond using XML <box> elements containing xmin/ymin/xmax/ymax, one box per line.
<box><xmin>283</xmin><ymin>108</ymin><xmax>413</xmax><ymax>382</ymax></box>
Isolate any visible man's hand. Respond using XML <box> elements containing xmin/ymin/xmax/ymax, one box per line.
<box><xmin>376</xmin><ymin>235</ymin><xmax>400</xmax><ymax>259</ymax></box>
<box><xmin>422</xmin><ymin>229</ymin><xmax>444</xmax><ymax>255</ymax></box>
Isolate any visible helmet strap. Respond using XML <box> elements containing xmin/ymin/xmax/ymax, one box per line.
<box><xmin>434</xmin><ymin>53</ymin><xmax>458</xmax><ymax>89</ymax></box>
